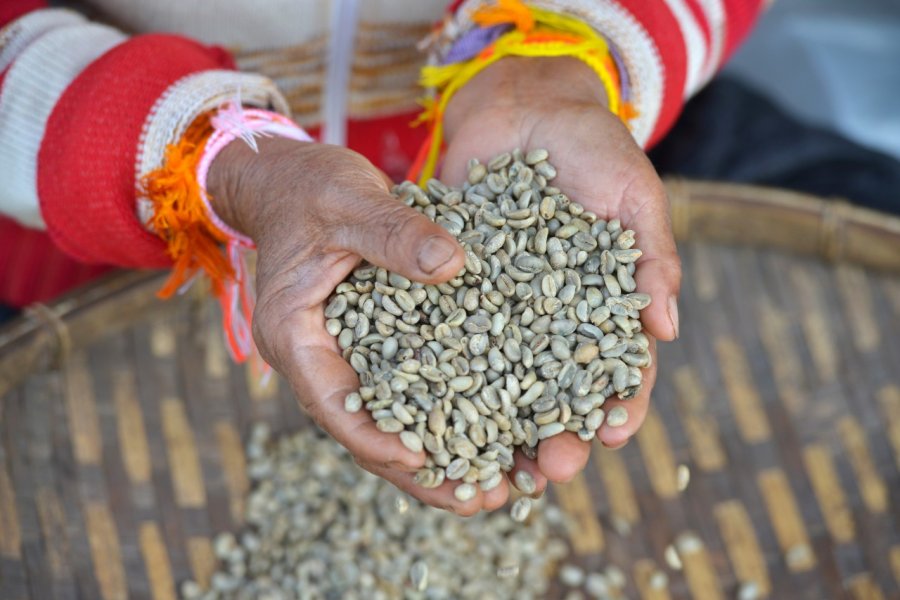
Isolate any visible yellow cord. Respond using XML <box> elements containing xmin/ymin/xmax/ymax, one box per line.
<box><xmin>416</xmin><ymin>1</ymin><xmax>632</xmax><ymax>184</ymax></box>
<box><xmin>418</xmin><ymin>29</ymin><xmax>623</xmax><ymax>184</ymax></box>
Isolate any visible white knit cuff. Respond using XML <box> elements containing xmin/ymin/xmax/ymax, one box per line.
<box><xmin>135</xmin><ymin>70</ymin><xmax>292</xmax><ymax>228</ymax></box>
<box><xmin>695</xmin><ymin>0</ymin><xmax>726</xmax><ymax>88</ymax></box>
<box><xmin>447</xmin><ymin>0</ymin><xmax>664</xmax><ymax>148</ymax></box>
<box><xmin>0</xmin><ymin>10</ymin><xmax>127</xmax><ymax>229</ymax></box>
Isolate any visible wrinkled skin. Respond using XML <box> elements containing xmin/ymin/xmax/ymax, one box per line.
<box><xmin>208</xmin><ymin>57</ymin><xmax>681</xmax><ymax>515</ymax></box>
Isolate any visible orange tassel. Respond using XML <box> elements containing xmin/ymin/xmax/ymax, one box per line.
<box><xmin>520</xmin><ymin>31</ymin><xmax>583</xmax><ymax>45</ymax></box>
<box><xmin>406</xmin><ymin>129</ymin><xmax>435</xmax><ymax>183</ymax></box>
<box><xmin>619</xmin><ymin>101</ymin><xmax>639</xmax><ymax>122</ymax></box>
<box><xmin>140</xmin><ymin>113</ymin><xmax>233</xmax><ymax>299</ymax></box>
<box><xmin>472</xmin><ymin>0</ymin><xmax>535</xmax><ymax>32</ymax></box>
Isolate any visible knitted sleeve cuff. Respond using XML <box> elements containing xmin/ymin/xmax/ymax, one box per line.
<box><xmin>136</xmin><ymin>70</ymin><xmax>291</xmax><ymax>229</ymax></box>
<box><xmin>35</xmin><ymin>34</ymin><xmax>282</xmax><ymax>268</ymax></box>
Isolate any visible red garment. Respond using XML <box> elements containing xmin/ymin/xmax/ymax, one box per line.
<box><xmin>0</xmin><ymin>0</ymin><xmax>44</xmax><ymax>25</ymax></box>
<box><xmin>0</xmin><ymin>0</ymin><xmax>762</xmax><ymax>307</ymax></box>
<box><xmin>39</xmin><ymin>35</ymin><xmax>234</xmax><ymax>268</ymax></box>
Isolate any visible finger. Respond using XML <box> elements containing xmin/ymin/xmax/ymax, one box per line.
<box><xmin>365</xmin><ymin>460</ymin><xmax>508</xmax><ymax>514</ymax></box>
<box><xmin>623</xmin><ymin>179</ymin><xmax>681</xmax><ymax>341</ymax></box>
<box><xmin>362</xmin><ymin>461</ymin><xmax>486</xmax><ymax>516</ymax></box>
<box><xmin>482</xmin><ymin>478</ymin><xmax>510</xmax><ymax>511</ymax></box>
<box><xmin>536</xmin><ymin>432</ymin><xmax>592</xmax><ymax>483</ymax></box>
<box><xmin>602</xmin><ymin>437</ymin><xmax>630</xmax><ymax>451</ymax></box>
<box><xmin>267</xmin><ymin>310</ymin><xmax>426</xmax><ymax>472</ymax></box>
<box><xmin>597</xmin><ymin>338</ymin><xmax>657</xmax><ymax>447</ymax></box>
<box><xmin>509</xmin><ymin>450</ymin><xmax>549</xmax><ymax>498</ymax></box>
<box><xmin>335</xmin><ymin>189</ymin><xmax>465</xmax><ymax>284</ymax></box>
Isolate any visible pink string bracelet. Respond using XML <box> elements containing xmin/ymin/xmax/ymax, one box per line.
<box><xmin>194</xmin><ymin>102</ymin><xmax>313</xmax><ymax>368</ymax></box>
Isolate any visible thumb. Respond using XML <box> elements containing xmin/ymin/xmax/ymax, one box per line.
<box><xmin>337</xmin><ymin>190</ymin><xmax>465</xmax><ymax>284</ymax></box>
<box><xmin>626</xmin><ymin>183</ymin><xmax>681</xmax><ymax>342</ymax></box>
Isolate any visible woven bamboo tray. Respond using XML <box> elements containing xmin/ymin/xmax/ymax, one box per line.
<box><xmin>1</xmin><ymin>181</ymin><xmax>898</xmax><ymax>600</ymax></box>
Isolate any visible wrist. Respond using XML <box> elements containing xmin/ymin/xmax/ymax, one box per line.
<box><xmin>444</xmin><ymin>56</ymin><xmax>610</xmax><ymax>142</ymax></box>
<box><xmin>207</xmin><ymin>136</ymin><xmax>310</xmax><ymax>241</ymax></box>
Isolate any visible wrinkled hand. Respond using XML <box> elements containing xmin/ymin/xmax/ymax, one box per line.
<box><xmin>441</xmin><ymin>57</ymin><xmax>682</xmax><ymax>497</ymax></box>
<box><xmin>207</xmin><ymin>139</ymin><xmax>525</xmax><ymax>514</ymax></box>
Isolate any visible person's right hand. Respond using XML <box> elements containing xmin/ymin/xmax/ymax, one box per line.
<box><xmin>440</xmin><ymin>56</ymin><xmax>682</xmax><ymax>493</ymax></box>
<box><xmin>208</xmin><ymin>138</ymin><xmax>517</xmax><ymax>515</ymax></box>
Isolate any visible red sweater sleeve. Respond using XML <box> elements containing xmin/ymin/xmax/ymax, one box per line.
<box><xmin>0</xmin><ymin>0</ymin><xmax>46</xmax><ymax>27</ymax></box>
<box><xmin>614</xmin><ymin>0</ymin><xmax>764</xmax><ymax>145</ymax></box>
<box><xmin>38</xmin><ymin>35</ymin><xmax>236</xmax><ymax>268</ymax></box>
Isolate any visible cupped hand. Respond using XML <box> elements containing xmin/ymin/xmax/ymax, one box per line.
<box><xmin>442</xmin><ymin>57</ymin><xmax>682</xmax><ymax>492</ymax></box>
<box><xmin>208</xmin><ymin>139</ymin><xmax>512</xmax><ymax>514</ymax></box>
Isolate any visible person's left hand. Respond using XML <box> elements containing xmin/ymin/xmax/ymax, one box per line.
<box><xmin>440</xmin><ymin>56</ymin><xmax>682</xmax><ymax>497</ymax></box>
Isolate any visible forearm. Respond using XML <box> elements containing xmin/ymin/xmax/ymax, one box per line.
<box><xmin>206</xmin><ymin>136</ymin><xmax>317</xmax><ymax>243</ymax></box>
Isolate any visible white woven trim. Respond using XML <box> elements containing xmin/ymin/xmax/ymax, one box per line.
<box><xmin>661</xmin><ymin>0</ymin><xmax>708</xmax><ymax>98</ymax></box>
<box><xmin>696</xmin><ymin>0</ymin><xmax>726</xmax><ymax>87</ymax></box>
<box><xmin>454</xmin><ymin>0</ymin><xmax>663</xmax><ymax>147</ymax></box>
<box><xmin>0</xmin><ymin>23</ymin><xmax>126</xmax><ymax>229</ymax></box>
<box><xmin>0</xmin><ymin>8</ymin><xmax>85</xmax><ymax>73</ymax></box>
<box><xmin>135</xmin><ymin>70</ymin><xmax>292</xmax><ymax>228</ymax></box>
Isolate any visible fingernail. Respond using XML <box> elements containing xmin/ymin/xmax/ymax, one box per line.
<box><xmin>417</xmin><ymin>236</ymin><xmax>456</xmax><ymax>274</ymax></box>
<box><xmin>668</xmin><ymin>295</ymin><xmax>680</xmax><ymax>339</ymax></box>
<box><xmin>602</xmin><ymin>439</ymin><xmax>629</xmax><ymax>450</ymax></box>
